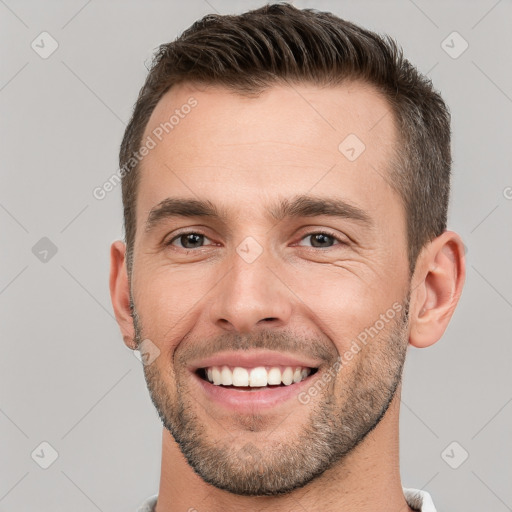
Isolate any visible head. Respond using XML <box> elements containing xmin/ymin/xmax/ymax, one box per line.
<box><xmin>110</xmin><ymin>2</ymin><xmax>465</xmax><ymax>497</ymax></box>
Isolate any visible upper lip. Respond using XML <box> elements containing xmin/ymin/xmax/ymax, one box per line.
<box><xmin>188</xmin><ymin>350</ymin><xmax>323</xmax><ymax>371</ymax></box>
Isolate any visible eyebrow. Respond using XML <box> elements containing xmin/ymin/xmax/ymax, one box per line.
<box><xmin>144</xmin><ymin>194</ymin><xmax>372</xmax><ymax>233</ymax></box>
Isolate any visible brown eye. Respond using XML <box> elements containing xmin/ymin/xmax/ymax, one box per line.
<box><xmin>168</xmin><ymin>232</ymin><xmax>211</xmax><ymax>249</ymax></box>
<box><xmin>298</xmin><ymin>232</ymin><xmax>343</xmax><ymax>248</ymax></box>
<box><xmin>309</xmin><ymin>233</ymin><xmax>335</xmax><ymax>247</ymax></box>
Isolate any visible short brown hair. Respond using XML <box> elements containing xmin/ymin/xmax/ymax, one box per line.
<box><xmin>119</xmin><ymin>2</ymin><xmax>451</xmax><ymax>277</ymax></box>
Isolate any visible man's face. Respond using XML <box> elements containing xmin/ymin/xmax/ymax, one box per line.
<box><xmin>130</xmin><ymin>82</ymin><xmax>412</xmax><ymax>495</ymax></box>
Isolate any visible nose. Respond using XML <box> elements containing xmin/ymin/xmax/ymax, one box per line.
<box><xmin>209</xmin><ymin>244</ymin><xmax>293</xmax><ymax>333</ymax></box>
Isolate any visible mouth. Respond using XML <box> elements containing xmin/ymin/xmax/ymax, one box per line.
<box><xmin>188</xmin><ymin>351</ymin><xmax>324</xmax><ymax>412</ymax></box>
<box><xmin>188</xmin><ymin>350</ymin><xmax>324</xmax><ymax>411</ymax></box>
<box><xmin>196</xmin><ymin>365</ymin><xmax>319</xmax><ymax>390</ymax></box>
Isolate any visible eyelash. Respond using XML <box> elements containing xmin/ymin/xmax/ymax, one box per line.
<box><xmin>165</xmin><ymin>230</ymin><xmax>347</xmax><ymax>250</ymax></box>
<box><xmin>297</xmin><ymin>231</ymin><xmax>348</xmax><ymax>248</ymax></box>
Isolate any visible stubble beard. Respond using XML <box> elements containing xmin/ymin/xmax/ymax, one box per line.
<box><xmin>132</xmin><ymin>296</ymin><xmax>410</xmax><ymax>496</ymax></box>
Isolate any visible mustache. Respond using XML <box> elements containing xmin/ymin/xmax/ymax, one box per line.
<box><xmin>176</xmin><ymin>329</ymin><xmax>337</xmax><ymax>367</ymax></box>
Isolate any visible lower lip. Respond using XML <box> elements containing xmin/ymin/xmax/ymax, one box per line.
<box><xmin>192</xmin><ymin>371</ymin><xmax>317</xmax><ymax>412</ymax></box>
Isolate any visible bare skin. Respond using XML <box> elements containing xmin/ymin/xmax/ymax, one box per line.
<box><xmin>110</xmin><ymin>82</ymin><xmax>465</xmax><ymax>512</ymax></box>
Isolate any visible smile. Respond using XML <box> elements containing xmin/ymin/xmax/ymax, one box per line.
<box><xmin>188</xmin><ymin>350</ymin><xmax>323</xmax><ymax>410</ymax></box>
<box><xmin>197</xmin><ymin>365</ymin><xmax>317</xmax><ymax>389</ymax></box>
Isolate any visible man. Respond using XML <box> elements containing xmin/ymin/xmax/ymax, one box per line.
<box><xmin>109</xmin><ymin>3</ymin><xmax>465</xmax><ymax>511</ymax></box>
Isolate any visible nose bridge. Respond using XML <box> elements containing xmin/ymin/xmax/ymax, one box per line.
<box><xmin>209</xmin><ymin>238</ymin><xmax>293</xmax><ymax>332</ymax></box>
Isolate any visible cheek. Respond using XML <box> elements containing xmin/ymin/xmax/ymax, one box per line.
<box><xmin>295</xmin><ymin>269</ymin><xmax>401</xmax><ymax>351</ymax></box>
<box><xmin>133</xmin><ymin>266</ymin><xmax>212</xmax><ymax>349</ymax></box>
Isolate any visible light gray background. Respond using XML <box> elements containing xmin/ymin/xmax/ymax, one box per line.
<box><xmin>1</xmin><ymin>0</ymin><xmax>511</xmax><ymax>511</ymax></box>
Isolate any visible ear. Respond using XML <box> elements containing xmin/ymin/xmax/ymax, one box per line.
<box><xmin>409</xmin><ymin>231</ymin><xmax>466</xmax><ymax>348</ymax></box>
<box><xmin>109</xmin><ymin>240</ymin><xmax>136</xmax><ymax>349</ymax></box>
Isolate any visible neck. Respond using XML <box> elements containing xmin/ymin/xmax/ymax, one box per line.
<box><xmin>155</xmin><ymin>385</ymin><xmax>414</xmax><ymax>512</ymax></box>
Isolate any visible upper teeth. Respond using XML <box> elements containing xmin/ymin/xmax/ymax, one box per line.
<box><xmin>205</xmin><ymin>366</ymin><xmax>311</xmax><ymax>387</ymax></box>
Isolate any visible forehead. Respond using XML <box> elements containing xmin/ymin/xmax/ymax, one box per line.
<box><xmin>137</xmin><ymin>81</ymin><xmax>399</xmax><ymax>224</ymax></box>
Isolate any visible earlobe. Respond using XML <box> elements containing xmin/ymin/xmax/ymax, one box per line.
<box><xmin>109</xmin><ymin>240</ymin><xmax>136</xmax><ymax>349</ymax></box>
<box><xmin>409</xmin><ymin>231</ymin><xmax>466</xmax><ymax>348</ymax></box>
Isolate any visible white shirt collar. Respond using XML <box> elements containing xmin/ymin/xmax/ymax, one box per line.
<box><xmin>137</xmin><ymin>488</ymin><xmax>437</xmax><ymax>511</ymax></box>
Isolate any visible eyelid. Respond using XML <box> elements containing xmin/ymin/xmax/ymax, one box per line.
<box><xmin>295</xmin><ymin>229</ymin><xmax>349</xmax><ymax>247</ymax></box>
<box><xmin>164</xmin><ymin>228</ymin><xmax>349</xmax><ymax>249</ymax></box>
<box><xmin>165</xmin><ymin>229</ymin><xmax>214</xmax><ymax>248</ymax></box>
